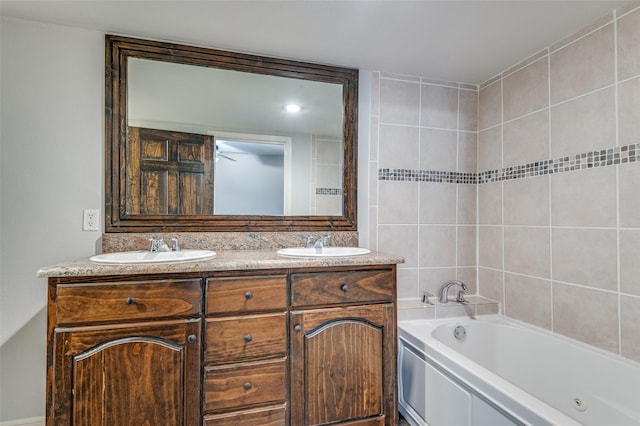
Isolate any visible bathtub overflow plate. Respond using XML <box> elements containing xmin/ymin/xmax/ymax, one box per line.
<box><xmin>454</xmin><ymin>325</ymin><xmax>467</xmax><ymax>341</ymax></box>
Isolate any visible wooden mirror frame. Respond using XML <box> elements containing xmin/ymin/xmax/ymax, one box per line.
<box><xmin>105</xmin><ymin>35</ymin><xmax>358</xmax><ymax>232</ymax></box>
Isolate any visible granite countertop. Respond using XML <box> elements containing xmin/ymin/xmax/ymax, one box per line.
<box><xmin>37</xmin><ymin>249</ymin><xmax>405</xmax><ymax>278</ymax></box>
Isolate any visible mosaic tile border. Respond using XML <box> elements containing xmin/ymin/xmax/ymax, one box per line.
<box><xmin>379</xmin><ymin>143</ymin><xmax>639</xmax><ymax>184</ymax></box>
<box><xmin>316</xmin><ymin>188</ymin><xmax>342</xmax><ymax>195</ymax></box>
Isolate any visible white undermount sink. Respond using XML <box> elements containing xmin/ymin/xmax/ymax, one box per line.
<box><xmin>276</xmin><ymin>247</ymin><xmax>371</xmax><ymax>257</ymax></box>
<box><xmin>89</xmin><ymin>249</ymin><xmax>216</xmax><ymax>264</ymax></box>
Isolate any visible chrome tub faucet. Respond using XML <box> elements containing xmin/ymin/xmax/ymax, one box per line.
<box><xmin>438</xmin><ymin>280</ymin><xmax>468</xmax><ymax>303</ymax></box>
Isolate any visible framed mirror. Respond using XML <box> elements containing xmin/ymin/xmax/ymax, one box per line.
<box><xmin>105</xmin><ymin>35</ymin><xmax>358</xmax><ymax>232</ymax></box>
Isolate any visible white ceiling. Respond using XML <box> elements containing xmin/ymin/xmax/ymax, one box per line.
<box><xmin>0</xmin><ymin>0</ymin><xmax>634</xmax><ymax>85</ymax></box>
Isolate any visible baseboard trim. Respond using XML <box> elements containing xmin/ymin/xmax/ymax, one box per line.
<box><xmin>0</xmin><ymin>417</ymin><xmax>45</xmax><ymax>426</ymax></box>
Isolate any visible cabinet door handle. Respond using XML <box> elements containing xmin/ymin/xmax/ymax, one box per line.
<box><xmin>243</xmin><ymin>382</ymin><xmax>252</xmax><ymax>390</ymax></box>
<box><xmin>125</xmin><ymin>297</ymin><xmax>136</xmax><ymax>305</ymax></box>
<box><xmin>187</xmin><ymin>334</ymin><xmax>197</xmax><ymax>343</ymax></box>
<box><xmin>244</xmin><ymin>334</ymin><xmax>252</xmax><ymax>343</ymax></box>
<box><xmin>340</xmin><ymin>284</ymin><xmax>349</xmax><ymax>292</ymax></box>
<box><xmin>244</xmin><ymin>291</ymin><xmax>253</xmax><ymax>300</ymax></box>
<box><xmin>294</xmin><ymin>325</ymin><xmax>302</xmax><ymax>333</ymax></box>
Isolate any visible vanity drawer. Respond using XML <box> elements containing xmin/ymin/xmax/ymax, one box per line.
<box><xmin>55</xmin><ymin>279</ymin><xmax>202</xmax><ymax>326</ymax></box>
<box><xmin>203</xmin><ymin>404</ymin><xmax>286</xmax><ymax>426</ymax></box>
<box><xmin>204</xmin><ymin>358</ymin><xmax>286</xmax><ymax>413</ymax></box>
<box><xmin>205</xmin><ymin>313</ymin><xmax>286</xmax><ymax>364</ymax></box>
<box><xmin>207</xmin><ymin>275</ymin><xmax>287</xmax><ymax>314</ymax></box>
<box><xmin>291</xmin><ymin>269</ymin><xmax>394</xmax><ymax>308</ymax></box>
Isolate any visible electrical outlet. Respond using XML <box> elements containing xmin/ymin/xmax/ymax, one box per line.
<box><xmin>83</xmin><ymin>209</ymin><xmax>100</xmax><ymax>231</ymax></box>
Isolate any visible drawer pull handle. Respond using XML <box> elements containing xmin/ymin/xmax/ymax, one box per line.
<box><xmin>243</xmin><ymin>382</ymin><xmax>252</xmax><ymax>391</ymax></box>
<box><xmin>340</xmin><ymin>284</ymin><xmax>349</xmax><ymax>292</ymax></box>
<box><xmin>125</xmin><ymin>297</ymin><xmax>136</xmax><ymax>305</ymax></box>
<box><xmin>187</xmin><ymin>334</ymin><xmax>197</xmax><ymax>343</ymax></box>
<box><xmin>244</xmin><ymin>291</ymin><xmax>253</xmax><ymax>300</ymax></box>
<box><xmin>294</xmin><ymin>325</ymin><xmax>302</xmax><ymax>333</ymax></box>
<box><xmin>244</xmin><ymin>334</ymin><xmax>252</xmax><ymax>343</ymax></box>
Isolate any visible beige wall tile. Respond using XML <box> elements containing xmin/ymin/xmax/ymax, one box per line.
<box><xmin>378</xmin><ymin>180</ymin><xmax>418</xmax><ymax>224</ymax></box>
<box><xmin>379</xmin><ymin>78</ymin><xmax>420</xmax><ymax>125</ymax></box>
<box><xmin>457</xmin><ymin>184</ymin><xmax>477</xmax><ymax>225</ymax></box>
<box><xmin>419</xmin><ymin>225</ymin><xmax>457</xmax><ymax>267</ymax></box>
<box><xmin>620</xmin><ymin>164</ymin><xmax>640</xmax><ymax>228</ymax></box>
<box><xmin>369</xmin><ymin>116</ymin><xmax>379</xmax><ymax>162</ymax></box>
<box><xmin>478</xmin><ymin>181</ymin><xmax>502</xmax><ymax>225</ymax></box>
<box><xmin>458</xmin><ymin>132</ymin><xmax>477</xmax><ymax>173</ymax></box>
<box><xmin>371</xmin><ymin>72</ymin><xmax>380</xmax><ymax>117</ymax></box>
<box><xmin>477</xmin><ymin>126</ymin><xmax>502</xmax><ymax>172</ymax></box>
<box><xmin>552</xmin><ymin>228</ymin><xmax>617</xmax><ymax>291</ymax></box>
<box><xmin>397</xmin><ymin>268</ymin><xmax>419</xmax><ymax>299</ymax></box>
<box><xmin>368</xmin><ymin>206</ymin><xmax>378</xmax><ymax>250</ymax></box>
<box><xmin>550</xmin><ymin>167</ymin><xmax>617</xmax><ymax>227</ymax></box>
<box><xmin>503</xmin><ymin>110</ymin><xmax>549</xmax><ymax>167</ymax></box>
<box><xmin>553</xmin><ymin>283</ymin><xmax>619</xmax><ymax>353</ymax></box>
<box><xmin>420</xmin><ymin>128</ymin><xmax>457</xmax><ymax>171</ymax></box>
<box><xmin>503</xmin><ymin>176</ymin><xmax>549</xmax><ymax>226</ymax></box>
<box><xmin>619</xmin><ymin>230</ymin><xmax>640</xmax><ymax>296</ymax></box>
<box><xmin>379</xmin><ymin>124</ymin><xmax>419</xmax><ymax>169</ymax></box>
<box><xmin>617</xmin><ymin>7</ymin><xmax>640</xmax><ymax>81</ymax></box>
<box><xmin>419</xmin><ymin>182</ymin><xmax>456</xmax><ymax>224</ymax></box>
<box><xmin>620</xmin><ymin>295</ymin><xmax>640</xmax><ymax>362</ymax></box>
<box><xmin>503</xmin><ymin>56</ymin><xmax>549</xmax><ymax>122</ymax></box>
<box><xmin>478</xmin><ymin>267</ymin><xmax>504</xmax><ymax>304</ymax></box>
<box><xmin>550</xmin><ymin>87</ymin><xmax>616</xmax><ymax>158</ymax></box>
<box><xmin>421</xmin><ymin>84</ymin><xmax>458</xmax><ymax>130</ymax></box>
<box><xmin>369</xmin><ymin>162</ymin><xmax>378</xmax><ymax>206</ymax></box>
<box><xmin>478</xmin><ymin>226</ymin><xmax>503</xmax><ymax>270</ymax></box>
<box><xmin>457</xmin><ymin>267</ymin><xmax>478</xmax><ymax>294</ymax></box>
<box><xmin>505</xmin><ymin>273</ymin><xmax>551</xmax><ymax>329</ymax></box>
<box><xmin>504</xmin><ymin>227</ymin><xmax>550</xmax><ymax>278</ymax></box>
<box><xmin>457</xmin><ymin>225</ymin><xmax>477</xmax><ymax>267</ymax></box>
<box><xmin>550</xmin><ymin>24</ymin><xmax>615</xmax><ymax>104</ymax></box>
<box><xmin>478</xmin><ymin>80</ymin><xmax>502</xmax><ymax>130</ymax></box>
<box><xmin>378</xmin><ymin>224</ymin><xmax>419</xmax><ymax>267</ymax></box>
<box><xmin>618</xmin><ymin>76</ymin><xmax>640</xmax><ymax>146</ymax></box>
<box><xmin>459</xmin><ymin>89</ymin><xmax>478</xmax><ymax>132</ymax></box>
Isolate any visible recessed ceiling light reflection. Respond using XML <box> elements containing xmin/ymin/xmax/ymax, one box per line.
<box><xmin>283</xmin><ymin>104</ymin><xmax>302</xmax><ymax>113</ymax></box>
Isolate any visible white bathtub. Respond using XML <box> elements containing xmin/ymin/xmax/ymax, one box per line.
<box><xmin>398</xmin><ymin>315</ymin><xmax>640</xmax><ymax>426</ymax></box>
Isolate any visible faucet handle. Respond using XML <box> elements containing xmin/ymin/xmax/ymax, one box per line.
<box><xmin>456</xmin><ymin>290</ymin><xmax>466</xmax><ymax>303</ymax></box>
<box><xmin>322</xmin><ymin>235</ymin><xmax>331</xmax><ymax>247</ymax></box>
<box><xmin>149</xmin><ymin>237</ymin><xmax>159</xmax><ymax>252</ymax></box>
<box><xmin>170</xmin><ymin>237</ymin><xmax>180</xmax><ymax>251</ymax></box>
<box><xmin>305</xmin><ymin>235</ymin><xmax>314</xmax><ymax>248</ymax></box>
<box><xmin>422</xmin><ymin>292</ymin><xmax>434</xmax><ymax>305</ymax></box>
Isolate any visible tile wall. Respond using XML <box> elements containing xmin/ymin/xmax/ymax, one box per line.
<box><xmin>371</xmin><ymin>3</ymin><xmax>640</xmax><ymax>362</ymax></box>
<box><xmin>368</xmin><ymin>72</ymin><xmax>479</xmax><ymax>301</ymax></box>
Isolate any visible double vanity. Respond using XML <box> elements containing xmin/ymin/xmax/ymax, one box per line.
<box><xmin>39</xmin><ymin>247</ymin><xmax>403</xmax><ymax>425</ymax></box>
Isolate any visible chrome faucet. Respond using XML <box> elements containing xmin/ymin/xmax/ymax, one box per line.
<box><xmin>149</xmin><ymin>237</ymin><xmax>180</xmax><ymax>252</ymax></box>
<box><xmin>313</xmin><ymin>235</ymin><xmax>331</xmax><ymax>250</ymax></box>
<box><xmin>438</xmin><ymin>280</ymin><xmax>468</xmax><ymax>303</ymax></box>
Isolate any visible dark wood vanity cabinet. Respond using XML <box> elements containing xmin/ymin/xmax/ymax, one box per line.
<box><xmin>290</xmin><ymin>269</ymin><xmax>397</xmax><ymax>426</ymax></box>
<box><xmin>46</xmin><ymin>266</ymin><xmax>397</xmax><ymax>426</ymax></box>
<box><xmin>47</xmin><ymin>278</ymin><xmax>203</xmax><ymax>425</ymax></box>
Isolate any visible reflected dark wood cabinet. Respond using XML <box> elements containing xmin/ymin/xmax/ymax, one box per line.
<box><xmin>46</xmin><ymin>266</ymin><xmax>397</xmax><ymax>425</ymax></box>
<box><xmin>127</xmin><ymin>127</ymin><xmax>214</xmax><ymax>215</ymax></box>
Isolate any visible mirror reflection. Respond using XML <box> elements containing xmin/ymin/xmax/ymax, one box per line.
<box><xmin>127</xmin><ymin>58</ymin><xmax>344</xmax><ymax>216</ymax></box>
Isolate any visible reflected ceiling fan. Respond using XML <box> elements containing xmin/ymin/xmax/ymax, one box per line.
<box><xmin>215</xmin><ymin>144</ymin><xmax>237</xmax><ymax>162</ymax></box>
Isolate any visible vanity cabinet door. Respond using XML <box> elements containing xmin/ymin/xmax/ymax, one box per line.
<box><xmin>50</xmin><ymin>319</ymin><xmax>201</xmax><ymax>426</ymax></box>
<box><xmin>290</xmin><ymin>304</ymin><xmax>396</xmax><ymax>426</ymax></box>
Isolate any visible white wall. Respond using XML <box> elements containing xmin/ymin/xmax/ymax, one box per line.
<box><xmin>0</xmin><ymin>17</ymin><xmax>104</xmax><ymax>421</ymax></box>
